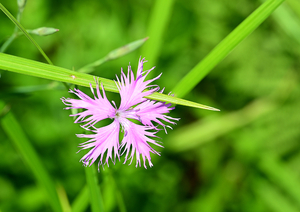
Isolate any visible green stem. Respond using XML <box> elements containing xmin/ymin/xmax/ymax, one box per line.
<box><xmin>0</xmin><ymin>3</ymin><xmax>53</xmax><ymax>65</ymax></box>
<box><xmin>107</xmin><ymin>170</ymin><xmax>127</xmax><ymax>212</ymax></box>
<box><xmin>0</xmin><ymin>34</ymin><xmax>17</xmax><ymax>53</ymax></box>
<box><xmin>71</xmin><ymin>186</ymin><xmax>90</xmax><ymax>212</ymax></box>
<box><xmin>78</xmin><ymin>37</ymin><xmax>149</xmax><ymax>73</ymax></box>
<box><xmin>85</xmin><ymin>165</ymin><xmax>105</xmax><ymax>212</ymax></box>
<box><xmin>0</xmin><ymin>4</ymin><xmax>22</xmax><ymax>53</ymax></box>
<box><xmin>78</xmin><ymin>57</ymin><xmax>108</xmax><ymax>73</ymax></box>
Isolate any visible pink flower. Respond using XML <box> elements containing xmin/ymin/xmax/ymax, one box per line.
<box><xmin>62</xmin><ymin>58</ymin><xmax>179</xmax><ymax>169</ymax></box>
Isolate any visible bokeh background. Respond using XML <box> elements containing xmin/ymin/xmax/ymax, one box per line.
<box><xmin>1</xmin><ymin>0</ymin><xmax>300</xmax><ymax>211</ymax></box>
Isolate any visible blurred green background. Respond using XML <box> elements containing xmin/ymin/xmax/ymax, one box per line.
<box><xmin>1</xmin><ymin>0</ymin><xmax>300</xmax><ymax>211</ymax></box>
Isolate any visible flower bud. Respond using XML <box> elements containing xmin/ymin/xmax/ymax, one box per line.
<box><xmin>28</xmin><ymin>27</ymin><xmax>59</xmax><ymax>36</ymax></box>
<box><xmin>107</xmin><ymin>37</ymin><xmax>148</xmax><ymax>60</ymax></box>
<box><xmin>17</xmin><ymin>0</ymin><xmax>27</xmax><ymax>12</ymax></box>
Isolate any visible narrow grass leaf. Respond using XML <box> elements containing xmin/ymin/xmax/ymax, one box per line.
<box><xmin>172</xmin><ymin>0</ymin><xmax>285</xmax><ymax>98</ymax></box>
<box><xmin>0</xmin><ymin>104</ymin><xmax>62</xmax><ymax>212</ymax></box>
<box><xmin>0</xmin><ymin>52</ymin><xmax>219</xmax><ymax>110</ymax></box>
<box><xmin>71</xmin><ymin>186</ymin><xmax>89</xmax><ymax>212</ymax></box>
<box><xmin>271</xmin><ymin>2</ymin><xmax>300</xmax><ymax>44</ymax></box>
<box><xmin>141</xmin><ymin>0</ymin><xmax>174</xmax><ymax>70</ymax></box>
<box><xmin>258</xmin><ymin>153</ymin><xmax>300</xmax><ymax>208</ymax></box>
<box><xmin>253</xmin><ymin>177</ymin><xmax>299</xmax><ymax>212</ymax></box>
<box><xmin>85</xmin><ymin>166</ymin><xmax>105</xmax><ymax>212</ymax></box>
<box><xmin>168</xmin><ymin>98</ymin><xmax>276</xmax><ymax>152</ymax></box>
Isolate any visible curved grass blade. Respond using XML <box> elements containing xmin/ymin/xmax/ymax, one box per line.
<box><xmin>172</xmin><ymin>0</ymin><xmax>285</xmax><ymax>98</ymax></box>
<box><xmin>0</xmin><ymin>52</ymin><xmax>219</xmax><ymax>111</ymax></box>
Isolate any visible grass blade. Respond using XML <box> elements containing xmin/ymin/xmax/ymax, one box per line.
<box><xmin>141</xmin><ymin>0</ymin><xmax>175</xmax><ymax>69</ymax></box>
<box><xmin>0</xmin><ymin>101</ymin><xmax>62</xmax><ymax>212</ymax></box>
<box><xmin>85</xmin><ymin>166</ymin><xmax>105</xmax><ymax>212</ymax></box>
<box><xmin>167</xmin><ymin>98</ymin><xmax>276</xmax><ymax>152</ymax></box>
<box><xmin>71</xmin><ymin>186</ymin><xmax>89</xmax><ymax>212</ymax></box>
<box><xmin>0</xmin><ymin>52</ymin><xmax>219</xmax><ymax>110</ymax></box>
<box><xmin>258</xmin><ymin>154</ymin><xmax>300</xmax><ymax>208</ymax></box>
<box><xmin>172</xmin><ymin>0</ymin><xmax>285</xmax><ymax>98</ymax></box>
<box><xmin>253</xmin><ymin>177</ymin><xmax>299</xmax><ymax>212</ymax></box>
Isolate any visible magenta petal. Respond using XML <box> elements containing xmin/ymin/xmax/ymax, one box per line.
<box><xmin>61</xmin><ymin>83</ymin><xmax>115</xmax><ymax>128</ymax></box>
<box><xmin>62</xmin><ymin>57</ymin><xmax>179</xmax><ymax>169</ymax></box>
<box><xmin>117</xmin><ymin>58</ymin><xmax>160</xmax><ymax>110</ymax></box>
<box><xmin>78</xmin><ymin>120</ymin><xmax>120</xmax><ymax>169</ymax></box>
<box><xmin>119</xmin><ymin>118</ymin><xmax>162</xmax><ymax>168</ymax></box>
<box><xmin>133</xmin><ymin>100</ymin><xmax>179</xmax><ymax>131</ymax></box>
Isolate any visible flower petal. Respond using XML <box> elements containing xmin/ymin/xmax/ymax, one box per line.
<box><xmin>77</xmin><ymin>120</ymin><xmax>120</xmax><ymax>169</ymax></box>
<box><xmin>61</xmin><ymin>82</ymin><xmax>115</xmax><ymax>128</ymax></box>
<box><xmin>116</xmin><ymin>57</ymin><xmax>161</xmax><ymax>110</ymax></box>
<box><xmin>119</xmin><ymin>118</ymin><xmax>162</xmax><ymax>168</ymax></box>
<box><xmin>133</xmin><ymin>100</ymin><xmax>179</xmax><ymax>131</ymax></box>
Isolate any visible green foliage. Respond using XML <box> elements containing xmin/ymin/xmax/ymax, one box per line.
<box><xmin>1</xmin><ymin>0</ymin><xmax>300</xmax><ymax>212</ymax></box>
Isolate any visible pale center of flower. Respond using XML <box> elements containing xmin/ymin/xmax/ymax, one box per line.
<box><xmin>114</xmin><ymin>110</ymin><xmax>125</xmax><ymax>120</ymax></box>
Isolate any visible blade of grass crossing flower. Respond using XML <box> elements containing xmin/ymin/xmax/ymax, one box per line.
<box><xmin>0</xmin><ymin>3</ymin><xmax>53</xmax><ymax>64</ymax></box>
<box><xmin>0</xmin><ymin>104</ymin><xmax>63</xmax><ymax>212</ymax></box>
<box><xmin>85</xmin><ymin>166</ymin><xmax>105</xmax><ymax>212</ymax></box>
<box><xmin>0</xmin><ymin>52</ymin><xmax>117</xmax><ymax>92</ymax></box>
<box><xmin>172</xmin><ymin>0</ymin><xmax>285</xmax><ymax>98</ymax></box>
<box><xmin>0</xmin><ymin>53</ymin><xmax>219</xmax><ymax>110</ymax></box>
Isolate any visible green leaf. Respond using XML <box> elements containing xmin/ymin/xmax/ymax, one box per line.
<box><xmin>254</xmin><ymin>177</ymin><xmax>299</xmax><ymax>212</ymax></box>
<box><xmin>258</xmin><ymin>153</ymin><xmax>300</xmax><ymax>208</ymax></box>
<box><xmin>167</xmin><ymin>98</ymin><xmax>276</xmax><ymax>152</ymax></box>
<box><xmin>141</xmin><ymin>0</ymin><xmax>175</xmax><ymax>69</ymax></box>
<box><xmin>0</xmin><ymin>103</ymin><xmax>63</xmax><ymax>212</ymax></box>
<box><xmin>85</xmin><ymin>166</ymin><xmax>105</xmax><ymax>212</ymax></box>
<box><xmin>172</xmin><ymin>0</ymin><xmax>285</xmax><ymax>98</ymax></box>
<box><xmin>0</xmin><ymin>52</ymin><xmax>219</xmax><ymax>111</ymax></box>
<box><xmin>71</xmin><ymin>186</ymin><xmax>89</xmax><ymax>212</ymax></box>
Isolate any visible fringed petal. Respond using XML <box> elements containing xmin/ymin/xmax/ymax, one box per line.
<box><xmin>78</xmin><ymin>120</ymin><xmax>120</xmax><ymax>170</ymax></box>
<box><xmin>119</xmin><ymin>118</ymin><xmax>162</xmax><ymax>169</ymax></box>
<box><xmin>133</xmin><ymin>100</ymin><xmax>179</xmax><ymax>132</ymax></box>
<box><xmin>61</xmin><ymin>81</ymin><xmax>115</xmax><ymax>128</ymax></box>
<box><xmin>117</xmin><ymin>57</ymin><xmax>160</xmax><ymax>110</ymax></box>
